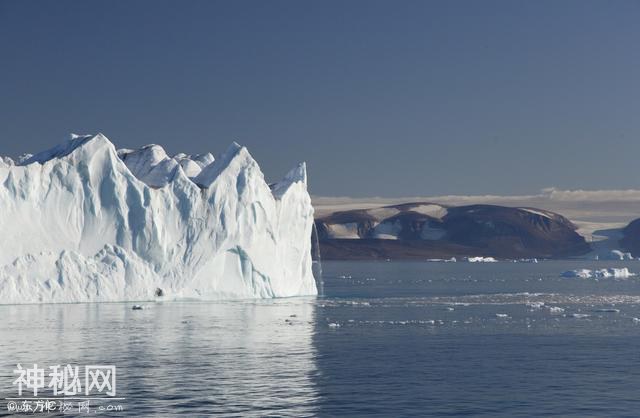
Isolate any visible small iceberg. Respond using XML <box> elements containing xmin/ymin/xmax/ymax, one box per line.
<box><xmin>426</xmin><ymin>257</ymin><xmax>457</xmax><ymax>263</ymax></box>
<box><xmin>594</xmin><ymin>268</ymin><xmax>635</xmax><ymax>278</ymax></box>
<box><xmin>561</xmin><ymin>269</ymin><xmax>593</xmax><ymax>278</ymax></box>
<box><xmin>568</xmin><ymin>313</ymin><xmax>590</xmax><ymax>319</ymax></box>
<box><xmin>560</xmin><ymin>268</ymin><xmax>635</xmax><ymax>279</ymax></box>
<box><xmin>467</xmin><ymin>256</ymin><xmax>498</xmax><ymax>263</ymax></box>
<box><xmin>603</xmin><ymin>250</ymin><xmax>634</xmax><ymax>261</ymax></box>
<box><xmin>518</xmin><ymin>258</ymin><xmax>539</xmax><ymax>263</ymax></box>
<box><xmin>547</xmin><ymin>306</ymin><xmax>565</xmax><ymax>314</ymax></box>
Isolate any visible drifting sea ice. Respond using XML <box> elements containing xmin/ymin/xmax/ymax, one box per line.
<box><xmin>466</xmin><ymin>257</ymin><xmax>498</xmax><ymax>263</ymax></box>
<box><xmin>561</xmin><ymin>268</ymin><xmax>635</xmax><ymax>279</ymax></box>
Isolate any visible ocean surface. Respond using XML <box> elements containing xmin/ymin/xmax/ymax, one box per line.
<box><xmin>2</xmin><ymin>260</ymin><xmax>640</xmax><ymax>416</ymax></box>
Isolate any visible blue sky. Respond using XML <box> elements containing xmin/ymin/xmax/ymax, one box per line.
<box><xmin>1</xmin><ymin>0</ymin><xmax>639</xmax><ymax>196</ymax></box>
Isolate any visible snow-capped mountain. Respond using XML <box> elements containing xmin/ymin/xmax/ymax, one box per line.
<box><xmin>316</xmin><ymin>203</ymin><xmax>591</xmax><ymax>259</ymax></box>
<box><xmin>0</xmin><ymin>134</ymin><xmax>317</xmax><ymax>304</ymax></box>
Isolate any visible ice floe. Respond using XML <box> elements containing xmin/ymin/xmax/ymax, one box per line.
<box><xmin>561</xmin><ymin>268</ymin><xmax>636</xmax><ymax>279</ymax></box>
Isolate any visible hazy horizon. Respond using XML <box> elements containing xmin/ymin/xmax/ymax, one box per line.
<box><xmin>2</xmin><ymin>0</ymin><xmax>639</xmax><ymax>197</ymax></box>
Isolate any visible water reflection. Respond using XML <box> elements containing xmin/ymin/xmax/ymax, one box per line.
<box><xmin>0</xmin><ymin>299</ymin><xmax>319</xmax><ymax>416</ymax></box>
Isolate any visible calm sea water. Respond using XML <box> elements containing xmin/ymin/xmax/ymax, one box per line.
<box><xmin>2</xmin><ymin>260</ymin><xmax>640</xmax><ymax>417</ymax></box>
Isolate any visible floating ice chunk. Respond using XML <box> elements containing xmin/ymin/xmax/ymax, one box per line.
<box><xmin>564</xmin><ymin>268</ymin><xmax>637</xmax><ymax>279</ymax></box>
<box><xmin>467</xmin><ymin>256</ymin><xmax>498</xmax><ymax>263</ymax></box>
<box><xmin>568</xmin><ymin>313</ymin><xmax>590</xmax><ymax>319</ymax></box>
<box><xmin>604</xmin><ymin>250</ymin><xmax>634</xmax><ymax>261</ymax></box>
<box><xmin>547</xmin><ymin>306</ymin><xmax>565</xmax><ymax>314</ymax></box>
<box><xmin>561</xmin><ymin>269</ymin><xmax>593</xmax><ymax>278</ymax></box>
<box><xmin>427</xmin><ymin>257</ymin><xmax>457</xmax><ymax>263</ymax></box>
<box><xmin>345</xmin><ymin>301</ymin><xmax>370</xmax><ymax>306</ymax></box>
<box><xmin>594</xmin><ymin>268</ymin><xmax>635</xmax><ymax>278</ymax></box>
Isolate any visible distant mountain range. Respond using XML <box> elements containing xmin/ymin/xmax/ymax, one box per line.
<box><xmin>315</xmin><ymin>202</ymin><xmax>637</xmax><ymax>260</ymax></box>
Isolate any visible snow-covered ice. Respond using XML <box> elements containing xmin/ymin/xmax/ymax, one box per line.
<box><xmin>561</xmin><ymin>268</ymin><xmax>635</xmax><ymax>279</ymax></box>
<box><xmin>466</xmin><ymin>256</ymin><xmax>498</xmax><ymax>263</ymax></box>
<box><xmin>594</xmin><ymin>268</ymin><xmax>635</xmax><ymax>278</ymax></box>
<box><xmin>547</xmin><ymin>306</ymin><xmax>565</xmax><ymax>314</ymax></box>
<box><xmin>0</xmin><ymin>134</ymin><xmax>317</xmax><ymax>304</ymax></box>
<box><xmin>568</xmin><ymin>313</ymin><xmax>590</xmax><ymax>319</ymax></box>
<box><xmin>606</xmin><ymin>250</ymin><xmax>634</xmax><ymax>261</ymax></box>
<box><xmin>426</xmin><ymin>257</ymin><xmax>457</xmax><ymax>263</ymax></box>
<box><xmin>561</xmin><ymin>269</ymin><xmax>594</xmax><ymax>279</ymax></box>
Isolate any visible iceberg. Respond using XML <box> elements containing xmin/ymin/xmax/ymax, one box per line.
<box><xmin>560</xmin><ymin>269</ymin><xmax>594</xmax><ymax>278</ymax></box>
<box><xmin>560</xmin><ymin>268</ymin><xmax>636</xmax><ymax>279</ymax></box>
<box><xmin>606</xmin><ymin>250</ymin><xmax>634</xmax><ymax>261</ymax></box>
<box><xmin>547</xmin><ymin>306</ymin><xmax>565</xmax><ymax>314</ymax></box>
<box><xmin>466</xmin><ymin>256</ymin><xmax>498</xmax><ymax>263</ymax></box>
<box><xmin>0</xmin><ymin>134</ymin><xmax>317</xmax><ymax>304</ymax></box>
<box><xmin>594</xmin><ymin>268</ymin><xmax>635</xmax><ymax>278</ymax></box>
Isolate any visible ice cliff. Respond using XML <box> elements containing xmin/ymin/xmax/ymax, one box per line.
<box><xmin>0</xmin><ymin>134</ymin><xmax>317</xmax><ymax>303</ymax></box>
